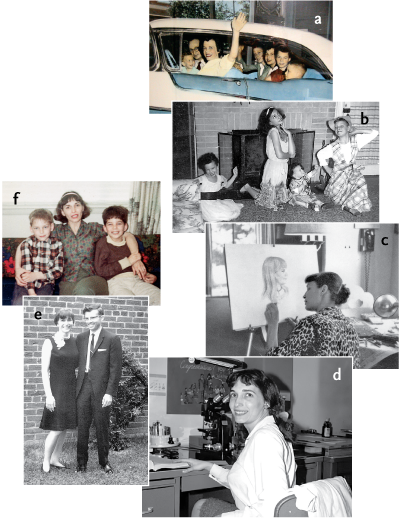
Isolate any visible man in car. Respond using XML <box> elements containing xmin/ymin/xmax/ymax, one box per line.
<box><xmin>189</xmin><ymin>38</ymin><xmax>206</xmax><ymax>71</ymax></box>
<box><xmin>198</xmin><ymin>12</ymin><xmax>247</xmax><ymax>77</ymax></box>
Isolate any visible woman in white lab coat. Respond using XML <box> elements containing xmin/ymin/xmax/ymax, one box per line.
<box><xmin>182</xmin><ymin>369</ymin><xmax>296</xmax><ymax>517</ymax></box>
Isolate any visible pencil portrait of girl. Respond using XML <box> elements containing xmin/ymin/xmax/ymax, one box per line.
<box><xmin>262</xmin><ymin>257</ymin><xmax>289</xmax><ymax>303</ymax></box>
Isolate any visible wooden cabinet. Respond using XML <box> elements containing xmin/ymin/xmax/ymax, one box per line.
<box><xmin>218</xmin><ymin>129</ymin><xmax>316</xmax><ymax>193</ymax></box>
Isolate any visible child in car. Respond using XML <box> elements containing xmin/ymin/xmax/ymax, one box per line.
<box><xmin>181</xmin><ymin>50</ymin><xmax>198</xmax><ymax>74</ymax></box>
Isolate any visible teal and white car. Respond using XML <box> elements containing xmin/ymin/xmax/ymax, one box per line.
<box><xmin>150</xmin><ymin>18</ymin><xmax>333</xmax><ymax>113</ymax></box>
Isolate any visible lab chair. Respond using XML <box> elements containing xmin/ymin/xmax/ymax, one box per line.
<box><xmin>191</xmin><ymin>496</ymin><xmax>306</xmax><ymax>517</ymax></box>
<box><xmin>274</xmin><ymin>495</ymin><xmax>308</xmax><ymax>517</ymax></box>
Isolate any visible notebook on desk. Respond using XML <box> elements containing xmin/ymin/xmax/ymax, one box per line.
<box><xmin>149</xmin><ymin>454</ymin><xmax>190</xmax><ymax>472</ymax></box>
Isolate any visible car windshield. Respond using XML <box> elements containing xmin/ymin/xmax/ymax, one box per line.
<box><xmin>159</xmin><ymin>31</ymin><xmax>331</xmax><ymax>79</ymax></box>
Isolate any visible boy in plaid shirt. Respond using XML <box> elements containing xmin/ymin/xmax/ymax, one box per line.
<box><xmin>11</xmin><ymin>209</ymin><xmax>64</xmax><ymax>305</ymax></box>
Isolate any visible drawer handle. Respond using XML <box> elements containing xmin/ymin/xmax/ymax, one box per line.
<box><xmin>142</xmin><ymin>507</ymin><xmax>154</xmax><ymax>515</ymax></box>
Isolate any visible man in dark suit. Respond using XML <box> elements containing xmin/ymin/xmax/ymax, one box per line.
<box><xmin>76</xmin><ymin>303</ymin><xmax>122</xmax><ymax>473</ymax></box>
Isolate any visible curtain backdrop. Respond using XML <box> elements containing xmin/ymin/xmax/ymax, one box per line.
<box><xmin>129</xmin><ymin>182</ymin><xmax>161</xmax><ymax>234</ymax></box>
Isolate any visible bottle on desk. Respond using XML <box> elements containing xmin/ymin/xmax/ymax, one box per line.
<box><xmin>322</xmin><ymin>418</ymin><xmax>333</xmax><ymax>438</ymax></box>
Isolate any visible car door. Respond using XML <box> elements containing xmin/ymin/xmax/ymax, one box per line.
<box><xmin>246</xmin><ymin>77</ymin><xmax>333</xmax><ymax>101</ymax></box>
<box><xmin>157</xmin><ymin>30</ymin><xmax>248</xmax><ymax>105</ymax></box>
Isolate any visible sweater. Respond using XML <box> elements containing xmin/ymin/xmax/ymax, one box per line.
<box><xmin>94</xmin><ymin>235</ymin><xmax>140</xmax><ymax>281</ymax></box>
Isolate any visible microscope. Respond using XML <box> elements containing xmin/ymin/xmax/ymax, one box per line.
<box><xmin>195</xmin><ymin>394</ymin><xmax>235</xmax><ymax>461</ymax></box>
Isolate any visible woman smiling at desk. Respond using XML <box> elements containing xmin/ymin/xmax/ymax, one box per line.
<box><xmin>180</xmin><ymin>369</ymin><xmax>296</xmax><ymax>517</ymax></box>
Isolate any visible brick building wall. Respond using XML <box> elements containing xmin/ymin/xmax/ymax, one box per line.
<box><xmin>194</xmin><ymin>102</ymin><xmax>336</xmax><ymax>181</ymax></box>
<box><xmin>24</xmin><ymin>295</ymin><xmax>148</xmax><ymax>443</ymax></box>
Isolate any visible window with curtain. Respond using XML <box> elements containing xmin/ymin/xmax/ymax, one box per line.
<box><xmin>206</xmin><ymin>223</ymin><xmax>275</xmax><ymax>296</ymax></box>
<box><xmin>128</xmin><ymin>182</ymin><xmax>161</xmax><ymax>234</ymax></box>
<box><xmin>206</xmin><ymin>223</ymin><xmax>328</xmax><ymax>296</ymax></box>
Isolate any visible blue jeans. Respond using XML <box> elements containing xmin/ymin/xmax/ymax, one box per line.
<box><xmin>11</xmin><ymin>282</ymin><xmax>54</xmax><ymax>305</ymax></box>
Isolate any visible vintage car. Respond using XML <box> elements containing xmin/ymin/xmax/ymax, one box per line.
<box><xmin>150</xmin><ymin>18</ymin><xmax>333</xmax><ymax>113</ymax></box>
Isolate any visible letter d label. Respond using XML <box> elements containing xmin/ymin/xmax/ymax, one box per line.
<box><xmin>333</xmin><ymin>368</ymin><xmax>341</xmax><ymax>381</ymax></box>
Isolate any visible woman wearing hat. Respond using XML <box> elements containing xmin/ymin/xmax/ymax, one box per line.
<box><xmin>316</xmin><ymin>115</ymin><xmax>378</xmax><ymax>216</ymax></box>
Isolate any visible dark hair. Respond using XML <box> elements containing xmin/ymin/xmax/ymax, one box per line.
<box><xmin>305</xmin><ymin>272</ymin><xmax>351</xmax><ymax>305</ymax></box>
<box><xmin>227</xmin><ymin>369</ymin><xmax>295</xmax><ymax>443</ymax></box>
<box><xmin>264</xmin><ymin>42</ymin><xmax>275</xmax><ymax>52</ymax></box>
<box><xmin>274</xmin><ymin>45</ymin><xmax>292</xmax><ymax>59</ymax></box>
<box><xmin>202</xmin><ymin>37</ymin><xmax>222</xmax><ymax>59</ymax></box>
<box><xmin>253</xmin><ymin>43</ymin><xmax>264</xmax><ymax>53</ymax></box>
<box><xmin>197</xmin><ymin>152</ymin><xmax>219</xmax><ymax>173</ymax></box>
<box><xmin>257</xmin><ymin>107</ymin><xmax>286</xmax><ymax>135</ymax></box>
<box><xmin>54</xmin><ymin>309</ymin><xmax>75</xmax><ymax>325</ymax></box>
<box><xmin>54</xmin><ymin>191</ymin><xmax>91</xmax><ymax>223</ymax></box>
<box><xmin>82</xmin><ymin>303</ymin><xmax>104</xmax><ymax>316</ymax></box>
<box><xmin>102</xmin><ymin>205</ymin><xmax>129</xmax><ymax>225</ymax></box>
<box><xmin>289</xmin><ymin>162</ymin><xmax>304</xmax><ymax>178</ymax></box>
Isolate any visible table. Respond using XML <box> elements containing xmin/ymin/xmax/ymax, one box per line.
<box><xmin>142</xmin><ymin>451</ymin><xmax>325</xmax><ymax>517</ymax></box>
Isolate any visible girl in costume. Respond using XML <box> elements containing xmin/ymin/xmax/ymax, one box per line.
<box><xmin>316</xmin><ymin>115</ymin><xmax>378</xmax><ymax>216</ymax></box>
<box><xmin>240</xmin><ymin>107</ymin><xmax>296</xmax><ymax>210</ymax></box>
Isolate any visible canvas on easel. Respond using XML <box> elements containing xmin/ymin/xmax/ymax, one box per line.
<box><xmin>225</xmin><ymin>244</ymin><xmax>319</xmax><ymax>331</ymax></box>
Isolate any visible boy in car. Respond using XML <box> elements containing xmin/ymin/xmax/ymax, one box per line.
<box><xmin>181</xmin><ymin>49</ymin><xmax>199</xmax><ymax>74</ymax></box>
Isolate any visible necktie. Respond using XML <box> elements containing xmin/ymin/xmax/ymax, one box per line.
<box><xmin>87</xmin><ymin>333</ymin><xmax>95</xmax><ymax>371</ymax></box>
<box><xmin>197</xmin><ymin>61</ymin><xmax>202</xmax><ymax>71</ymax></box>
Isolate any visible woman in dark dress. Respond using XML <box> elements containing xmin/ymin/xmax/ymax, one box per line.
<box><xmin>40</xmin><ymin>309</ymin><xmax>79</xmax><ymax>473</ymax></box>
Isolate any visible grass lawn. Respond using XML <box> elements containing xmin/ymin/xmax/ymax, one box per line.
<box><xmin>24</xmin><ymin>434</ymin><xmax>148</xmax><ymax>485</ymax></box>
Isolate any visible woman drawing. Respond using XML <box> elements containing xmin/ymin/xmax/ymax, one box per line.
<box><xmin>265</xmin><ymin>272</ymin><xmax>360</xmax><ymax>368</ymax></box>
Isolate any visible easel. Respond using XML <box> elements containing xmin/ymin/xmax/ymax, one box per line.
<box><xmin>246</xmin><ymin>325</ymin><xmax>268</xmax><ymax>356</ymax></box>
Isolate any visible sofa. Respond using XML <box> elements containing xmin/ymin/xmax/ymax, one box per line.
<box><xmin>2</xmin><ymin>235</ymin><xmax>161</xmax><ymax>305</ymax></box>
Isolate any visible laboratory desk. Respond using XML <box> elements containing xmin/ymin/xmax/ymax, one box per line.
<box><xmin>142</xmin><ymin>452</ymin><xmax>324</xmax><ymax>517</ymax></box>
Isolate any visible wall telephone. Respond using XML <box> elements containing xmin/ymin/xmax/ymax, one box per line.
<box><xmin>359</xmin><ymin>229</ymin><xmax>375</xmax><ymax>252</ymax></box>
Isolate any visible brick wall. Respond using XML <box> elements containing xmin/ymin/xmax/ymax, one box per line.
<box><xmin>194</xmin><ymin>101</ymin><xmax>336</xmax><ymax>179</ymax></box>
<box><xmin>24</xmin><ymin>295</ymin><xmax>148</xmax><ymax>442</ymax></box>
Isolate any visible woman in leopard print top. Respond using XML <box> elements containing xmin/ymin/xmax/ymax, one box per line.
<box><xmin>264</xmin><ymin>272</ymin><xmax>360</xmax><ymax>369</ymax></box>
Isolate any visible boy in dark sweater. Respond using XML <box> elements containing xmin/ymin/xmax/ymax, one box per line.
<box><xmin>94</xmin><ymin>206</ymin><xmax>160</xmax><ymax>305</ymax></box>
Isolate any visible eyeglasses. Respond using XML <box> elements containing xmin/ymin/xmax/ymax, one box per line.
<box><xmin>190</xmin><ymin>47</ymin><xmax>199</xmax><ymax>52</ymax></box>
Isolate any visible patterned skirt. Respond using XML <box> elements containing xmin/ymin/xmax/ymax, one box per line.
<box><xmin>255</xmin><ymin>182</ymin><xmax>289</xmax><ymax>209</ymax></box>
<box><xmin>325</xmin><ymin>165</ymin><xmax>372</xmax><ymax>212</ymax></box>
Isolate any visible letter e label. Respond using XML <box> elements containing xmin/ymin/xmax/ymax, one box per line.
<box><xmin>34</xmin><ymin>311</ymin><xmax>42</xmax><ymax>320</ymax></box>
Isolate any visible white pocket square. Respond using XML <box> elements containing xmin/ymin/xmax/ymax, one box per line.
<box><xmin>97</xmin><ymin>349</ymin><xmax>107</xmax><ymax>352</ymax></box>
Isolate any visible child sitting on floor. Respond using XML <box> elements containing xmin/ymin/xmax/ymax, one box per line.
<box><xmin>288</xmin><ymin>163</ymin><xmax>328</xmax><ymax>211</ymax></box>
<box><xmin>197</xmin><ymin>153</ymin><xmax>243</xmax><ymax>222</ymax></box>
<box><xmin>94</xmin><ymin>205</ymin><xmax>160</xmax><ymax>305</ymax></box>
